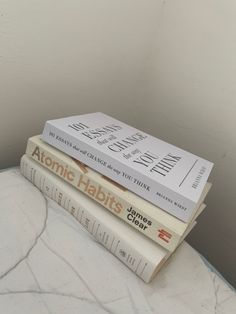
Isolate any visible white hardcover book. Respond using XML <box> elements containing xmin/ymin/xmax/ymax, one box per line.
<box><xmin>26</xmin><ymin>135</ymin><xmax>210</xmax><ymax>251</ymax></box>
<box><xmin>42</xmin><ymin>112</ymin><xmax>213</xmax><ymax>222</ymax></box>
<box><xmin>20</xmin><ymin>154</ymin><xmax>197</xmax><ymax>283</ymax></box>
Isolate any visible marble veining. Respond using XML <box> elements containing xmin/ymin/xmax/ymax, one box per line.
<box><xmin>0</xmin><ymin>169</ymin><xmax>235</xmax><ymax>313</ymax></box>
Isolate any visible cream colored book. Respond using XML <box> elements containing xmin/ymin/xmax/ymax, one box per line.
<box><xmin>26</xmin><ymin>135</ymin><xmax>211</xmax><ymax>251</ymax></box>
<box><xmin>20</xmin><ymin>154</ymin><xmax>198</xmax><ymax>283</ymax></box>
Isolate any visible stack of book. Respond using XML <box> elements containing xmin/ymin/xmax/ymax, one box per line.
<box><xmin>20</xmin><ymin>112</ymin><xmax>213</xmax><ymax>283</ymax></box>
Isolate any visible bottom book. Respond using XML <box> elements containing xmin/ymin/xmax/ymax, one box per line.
<box><xmin>20</xmin><ymin>154</ymin><xmax>198</xmax><ymax>283</ymax></box>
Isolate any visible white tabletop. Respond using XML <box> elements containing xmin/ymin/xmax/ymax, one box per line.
<box><xmin>0</xmin><ymin>169</ymin><xmax>235</xmax><ymax>314</ymax></box>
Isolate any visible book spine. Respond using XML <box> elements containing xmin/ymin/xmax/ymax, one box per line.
<box><xmin>42</xmin><ymin>123</ymin><xmax>195</xmax><ymax>222</ymax></box>
<box><xmin>20</xmin><ymin>155</ymin><xmax>167</xmax><ymax>283</ymax></box>
<box><xmin>26</xmin><ymin>137</ymin><xmax>180</xmax><ymax>251</ymax></box>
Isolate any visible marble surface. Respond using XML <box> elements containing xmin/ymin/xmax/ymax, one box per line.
<box><xmin>0</xmin><ymin>169</ymin><xmax>235</xmax><ymax>314</ymax></box>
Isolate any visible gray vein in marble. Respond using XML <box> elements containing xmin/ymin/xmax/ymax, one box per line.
<box><xmin>26</xmin><ymin>260</ymin><xmax>41</xmax><ymax>290</ymax></box>
<box><xmin>40</xmin><ymin>237</ymin><xmax>113</xmax><ymax>314</ymax></box>
<box><xmin>125</xmin><ymin>286</ymin><xmax>139</xmax><ymax>314</ymax></box>
<box><xmin>212</xmin><ymin>274</ymin><xmax>221</xmax><ymax>314</ymax></box>
<box><xmin>0</xmin><ymin>289</ymin><xmax>111</xmax><ymax>313</ymax></box>
<box><xmin>101</xmin><ymin>295</ymin><xmax>130</xmax><ymax>305</ymax></box>
<box><xmin>26</xmin><ymin>260</ymin><xmax>53</xmax><ymax>314</ymax></box>
<box><xmin>219</xmin><ymin>293</ymin><xmax>236</xmax><ymax>306</ymax></box>
<box><xmin>0</xmin><ymin>197</ymin><xmax>48</xmax><ymax>281</ymax></box>
<box><xmin>0</xmin><ymin>290</ymin><xmax>100</xmax><ymax>304</ymax></box>
<box><xmin>125</xmin><ymin>284</ymin><xmax>155</xmax><ymax>314</ymax></box>
<box><xmin>135</xmin><ymin>282</ymin><xmax>156</xmax><ymax>314</ymax></box>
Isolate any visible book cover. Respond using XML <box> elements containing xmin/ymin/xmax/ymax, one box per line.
<box><xmin>42</xmin><ymin>112</ymin><xmax>213</xmax><ymax>221</ymax></box>
<box><xmin>20</xmin><ymin>154</ymin><xmax>196</xmax><ymax>283</ymax></box>
<box><xmin>26</xmin><ymin>135</ymin><xmax>209</xmax><ymax>251</ymax></box>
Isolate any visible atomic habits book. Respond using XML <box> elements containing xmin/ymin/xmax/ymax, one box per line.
<box><xmin>26</xmin><ymin>135</ymin><xmax>210</xmax><ymax>251</ymax></box>
<box><xmin>20</xmin><ymin>154</ymin><xmax>197</xmax><ymax>283</ymax></box>
<box><xmin>42</xmin><ymin>112</ymin><xmax>213</xmax><ymax>222</ymax></box>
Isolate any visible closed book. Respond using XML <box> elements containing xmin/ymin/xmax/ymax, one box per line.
<box><xmin>42</xmin><ymin>112</ymin><xmax>213</xmax><ymax>222</ymax></box>
<box><xmin>26</xmin><ymin>135</ymin><xmax>209</xmax><ymax>251</ymax></box>
<box><xmin>20</xmin><ymin>154</ymin><xmax>197</xmax><ymax>283</ymax></box>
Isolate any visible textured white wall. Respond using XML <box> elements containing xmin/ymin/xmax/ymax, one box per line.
<box><xmin>0</xmin><ymin>0</ymin><xmax>160</xmax><ymax>167</ymax></box>
<box><xmin>135</xmin><ymin>0</ymin><xmax>236</xmax><ymax>288</ymax></box>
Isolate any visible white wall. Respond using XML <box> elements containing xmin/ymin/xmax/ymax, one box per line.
<box><xmin>135</xmin><ymin>0</ymin><xmax>236</xmax><ymax>287</ymax></box>
<box><xmin>0</xmin><ymin>0</ymin><xmax>160</xmax><ymax>167</ymax></box>
<box><xmin>1</xmin><ymin>1</ymin><xmax>236</xmax><ymax>287</ymax></box>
